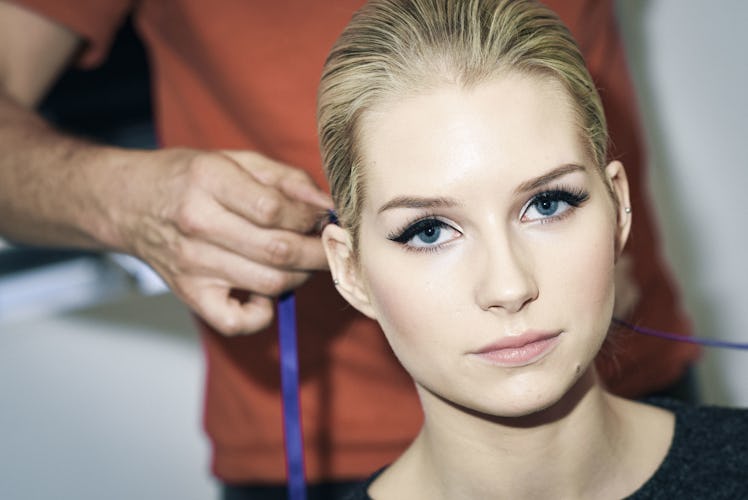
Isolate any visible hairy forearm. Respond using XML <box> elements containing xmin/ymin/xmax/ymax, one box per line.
<box><xmin>0</xmin><ymin>92</ymin><xmax>144</xmax><ymax>252</ymax></box>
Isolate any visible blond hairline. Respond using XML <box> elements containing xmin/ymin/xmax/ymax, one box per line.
<box><xmin>318</xmin><ymin>0</ymin><xmax>608</xmax><ymax>255</ymax></box>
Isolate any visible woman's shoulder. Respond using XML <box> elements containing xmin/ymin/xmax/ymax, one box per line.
<box><xmin>629</xmin><ymin>398</ymin><xmax>748</xmax><ymax>499</ymax></box>
<box><xmin>651</xmin><ymin>397</ymin><xmax>748</xmax><ymax>447</ymax></box>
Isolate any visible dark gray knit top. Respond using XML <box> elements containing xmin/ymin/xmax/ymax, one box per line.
<box><xmin>343</xmin><ymin>399</ymin><xmax>748</xmax><ymax>499</ymax></box>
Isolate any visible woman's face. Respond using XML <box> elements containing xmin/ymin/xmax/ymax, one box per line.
<box><xmin>326</xmin><ymin>73</ymin><xmax>630</xmax><ymax>418</ymax></box>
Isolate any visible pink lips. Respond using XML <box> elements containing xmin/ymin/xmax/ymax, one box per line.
<box><xmin>472</xmin><ymin>331</ymin><xmax>561</xmax><ymax>367</ymax></box>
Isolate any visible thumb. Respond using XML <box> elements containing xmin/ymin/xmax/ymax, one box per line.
<box><xmin>195</xmin><ymin>286</ymin><xmax>275</xmax><ymax>336</ymax></box>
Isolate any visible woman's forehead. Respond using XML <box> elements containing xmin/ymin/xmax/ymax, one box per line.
<box><xmin>358</xmin><ymin>74</ymin><xmax>590</xmax><ymax>198</ymax></box>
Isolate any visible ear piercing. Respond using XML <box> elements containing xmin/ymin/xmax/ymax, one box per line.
<box><xmin>624</xmin><ymin>207</ymin><xmax>632</xmax><ymax>214</ymax></box>
<box><xmin>333</xmin><ymin>278</ymin><xmax>340</xmax><ymax>286</ymax></box>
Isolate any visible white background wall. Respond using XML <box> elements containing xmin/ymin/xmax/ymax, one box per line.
<box><xmin>616</xmin><ymin>0</ymin><xmax>748</xmax><ymax>405</ymax></box>
<box><xmin>0</xmin><ymin>2</ymin><xmax>747</xmax><ymax>499</ymax></box>
<box><xmin>0</xmin><ymin>292</ymin><xmax>217</xmax><ymax>500</ymax></box>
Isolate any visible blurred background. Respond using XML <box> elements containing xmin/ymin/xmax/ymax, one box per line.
<box><xmin>616</xmin><ymin>0</ymin><xmax>748</xmax><ymax>406</ymax></box>
<box><xmin>0</xmin><ymin>1</ymin><xmax>746</xmax><ymax>499</ymax></box>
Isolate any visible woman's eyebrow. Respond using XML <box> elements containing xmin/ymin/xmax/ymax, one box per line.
<box><xmin>515</xmin><ymin>164</ymin><xmax>586</xmax><ymax>193</ymax></box>
<box><xmin>376</xmin><ymin>164</ymin><xmax>586</xmax><ymax>214</ymax></box>
<box><xmin>377</xmin><ymin>196</ymin><xmax>460</xmax><ymax>214</ymax></box>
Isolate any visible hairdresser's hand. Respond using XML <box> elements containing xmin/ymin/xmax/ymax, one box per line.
<box><xmin>0</xmin><ymin>0</ymin><xmax>331</xmax><ymax>336</ymax></box>
<box><xmin>119</xmin><ymin>148</ymin><xmax>333</xmax><ymax>335</ymax></box>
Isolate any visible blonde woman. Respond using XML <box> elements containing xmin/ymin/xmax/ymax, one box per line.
<box><xmin>318</xmin><ymin>0</ymin><xmax>748</xmax><ymax>498</ymax></box>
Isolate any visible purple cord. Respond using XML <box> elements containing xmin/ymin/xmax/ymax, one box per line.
<box><xmin>278</xmin><ymin>293</ymin><xmax>307</xmax><ymax>500</ymax></box>
<box><xmin>612</xmin><ymin>317</ymin><xmax>748</xmax><ymax>350</ymax></box>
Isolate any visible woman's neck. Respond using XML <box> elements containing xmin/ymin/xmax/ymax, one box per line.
<box><xmin>371</xmin><ymin>369</ymin><xmax>673</xmax><ymax>500</ymax></box>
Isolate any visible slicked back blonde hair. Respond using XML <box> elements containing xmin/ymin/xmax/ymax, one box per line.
<box><xmin>318</xmin><ymin>0</ymin><xmax>607</xmax><ymax>253</ymax></box>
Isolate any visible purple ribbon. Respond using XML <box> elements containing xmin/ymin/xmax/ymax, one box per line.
<box><xmin>612</xmin><ymin>317</ymin><xmax>748</xmax><ymax>350</ymax></box>
<box><xmin>278</xmin><ymin>292</ymin><xmax>307</xmax><ymax>500</ymax></box>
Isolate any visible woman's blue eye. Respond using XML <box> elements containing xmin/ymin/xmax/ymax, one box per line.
<box><xmin>388</xmin><ymin>218</ymin><xmax>459</xmax><ymax>250</ymax></box>
<box><xmin>417</xmin><ymin>224</ymin><xmax>441</xmax><ymax>244</ymax></box>
<box><xmin>535</xmin><ymin>198</ymin><xmax>559</xmax><ymax>216</ymax></box>
<box><xmin>523</xmin><ymin>189</ymin><xmax>589</xmax><ymax>222</ymax></box>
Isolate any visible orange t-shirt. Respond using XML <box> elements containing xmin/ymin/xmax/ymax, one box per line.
<box><xmin>15</xmin><ymin>0</ymin><xmax>700</xmax><ymax>483</ymax></box>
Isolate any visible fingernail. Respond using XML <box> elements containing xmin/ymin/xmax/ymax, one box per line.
<box><xmin>309</xmin><ymin>188</ymin><xmax>334</xmax><ymax>208</ymax></box>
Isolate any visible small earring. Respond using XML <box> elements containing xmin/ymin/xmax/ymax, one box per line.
<box><xmin>624</xmin><ymin>207</ymin><xmax>632</xmax><ymax>214</ymax></box>
<box><xmin>333</xmin><ymin>278</ymin><xmax>340</xmax><ymax>286</ymax></box>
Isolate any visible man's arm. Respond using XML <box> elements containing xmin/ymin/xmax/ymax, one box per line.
<box><xmin>0</xmin><ymin>2</ymin><xmax>332</xmax><ymax>335</ymax></box>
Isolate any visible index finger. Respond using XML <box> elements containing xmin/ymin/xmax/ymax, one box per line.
<box><xmin>222</xmin><ymin>150</ymin><xmax>333</xmax><ymax>209</ymax></box>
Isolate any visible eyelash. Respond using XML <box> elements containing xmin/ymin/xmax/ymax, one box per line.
<box><xmin>387</xmin><ymin>216</ymin><xmax>456</xmax><ymax>253</ymax></box>
<box><xmin>387</xmin><ymin>186</ymin><xmax>590</xmax><ymax>252</ymax></box>
<box><xmin>521</xmin><ymin>186</ymin><xmax>589</xmax><ymax>223</ymax></box>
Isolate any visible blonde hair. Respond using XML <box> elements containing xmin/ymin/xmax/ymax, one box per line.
<box><xmin>318</xmin><ymin>0</ymin><xmax>607</xmax><ymax>252</ymax></box>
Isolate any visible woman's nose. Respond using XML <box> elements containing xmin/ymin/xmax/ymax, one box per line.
<box><xmin>474</xmin><ymin>232</ymin><xmax>538</xmax><ymax>314</ymax></box>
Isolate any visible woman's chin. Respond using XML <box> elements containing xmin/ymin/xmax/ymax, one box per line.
<box><xmin>433</xmin><ymin>369</ymin><xmax>596</xmax><ymax>424</ymax></box>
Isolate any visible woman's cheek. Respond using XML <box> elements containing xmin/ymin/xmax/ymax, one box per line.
<box><xmin>556</xmin><ymin>222</ymin><xmax>617</xmax><ymax>320</ymax></box>
<box><xmin>362</xmin><ymin>249</ymin><xmax>456</xmax><ymax>353</ymax></box>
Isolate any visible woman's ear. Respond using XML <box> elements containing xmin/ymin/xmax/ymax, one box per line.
<box><xmin>605</xmin><ymin>160</ymin><xmax>632</xmax><ymax>258</ymax></box>
<box><xmin>321</xmin><ymin>224</ymin><xmax>378</xmax><ymax>319</ymax></box>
